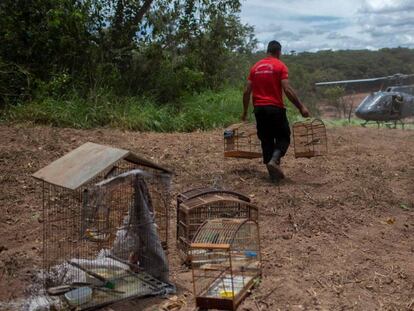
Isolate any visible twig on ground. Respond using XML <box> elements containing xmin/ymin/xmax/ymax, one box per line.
<box><xmin>253</xmin><ymin>297</ymin><xmax>261</xmax><ymax>311</ymax></box>
<box><xmin>315</xmin><ymin>278</ymin><xmax>325</xmax><ymax>288</ymax></box>
<box><xmin>306</xmin><ymin>288</ymin><xmax>317</xmax><ymax>297</ymax></box>
<box><xmin>259</xmin><ymin>286</ymin><xmax>279</xmax><ymax>301</ymax></box>
<box><xmin>288</xmin><ymin>213</ymin><xmax>299</xmax><ymax>232</ymax></box>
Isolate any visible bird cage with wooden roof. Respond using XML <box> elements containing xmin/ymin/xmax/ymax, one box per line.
<box><xmin>190</xmin><ymin>218</ymin><xmax>261</xmax><ymax>311</ymax></box>
<box><xmin>224</xmin><ymin>123</ymin><xmax>262</xmax><ymax>159</ymax></box>
<box><xmin>176</xmin><ymin>187</ymin><xmax>258</xmax><ymax>264</ymax></box>
<box><xmin>32</xmin><ymin>142</ymin><xmax>174</xmax><ymax>310</ymax></box>
<box><xmin>292</xmin><ymin>119</ymin><xmax>328</xmax><ymax>158</ymax></box>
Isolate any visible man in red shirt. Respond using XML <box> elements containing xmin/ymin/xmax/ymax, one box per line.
<box><xmin>241</xmin><ymin>41</ymin><xmax>310</xmax><ymax>181</ymax></box>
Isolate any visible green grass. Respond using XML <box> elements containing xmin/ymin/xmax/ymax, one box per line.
<box><xmin>3</xmin><ymin>91</ymin><xmax>412</xmax><ymax>132</ymax></box>
<box><xmin>2</xmin><ymin>88</ymin><xmax>302</xmax><ymax>132</ymax></box>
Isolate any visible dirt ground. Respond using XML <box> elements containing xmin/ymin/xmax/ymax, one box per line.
<box><xmin>0</xmin><ymin>124</ymin><xmax>413</xmax><ymax>310</ymax></box>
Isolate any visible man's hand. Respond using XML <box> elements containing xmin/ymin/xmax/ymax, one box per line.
<box><xmin>281</xmin><ymin>79</ymin><xmax>310</xmax><ymax>117</ymax></box>
<box><xmin>299</xmin><ymin>105</ymin><xmax>310</xmax><ymax>118</ymax></box>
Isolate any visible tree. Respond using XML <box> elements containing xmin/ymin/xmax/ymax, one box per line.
<box><xmin>323</xmin><ymin>86</ymin><xmax>345</xmax><ymax>117</ymax></box>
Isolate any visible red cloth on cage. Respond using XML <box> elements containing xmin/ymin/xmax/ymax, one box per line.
<box><xmin>248</xmin><ymin>56</ymin><xmax>288</xmax><ymax>108</ymax></box>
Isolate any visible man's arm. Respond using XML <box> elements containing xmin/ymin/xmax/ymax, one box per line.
<box><xmin>281</xmin><ymin>79</ymin><xmax>310</xmax><ymax>117</ymax></box>
<box><xmin>241</xmin><ymin>80</ymin><xmax>252</xmax><ymax>121</ymax></box>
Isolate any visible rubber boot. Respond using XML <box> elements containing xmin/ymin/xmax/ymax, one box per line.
<box><xmin>266</xmin><ymin>149</ymin><xmax>285</xmax><ymax>181</ymax></box>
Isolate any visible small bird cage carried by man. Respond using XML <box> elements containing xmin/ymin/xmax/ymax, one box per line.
<box><xmin>224</xmin><ymin>123</ymin><xmax>262</xmax><ymax>159</ymax></box>
<box><xmin>292</xmin><ymin>119</ymin><xmax>328</xmax><ymax>158</ymax></box>
<box><xmin>32</xmin><ymin>142</ymin><xmax>174</xmax><ymax>310</ymax></box>
<box><xmin>190</xmin><ymin>218</ymin><xmax>261</xmax><ymax>311</ymax></box>
<box><xmin>176</xmin><ymin>187</ymin><xmax>258</xmax><ymax>264</ymax></box>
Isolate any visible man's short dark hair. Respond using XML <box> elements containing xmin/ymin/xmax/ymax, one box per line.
<box><xmin>267</xmin><ymin>41</ymin><xmax>282</xmax><ymax>55</ymax></box>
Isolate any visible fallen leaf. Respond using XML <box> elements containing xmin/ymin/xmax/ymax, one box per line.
<box><xmin>400</xmin><ymin>204</ymin><xmax>409</xmax><ymax>210</ymax></box>
<box><xmin>386</xmin><ymin>217</ymin><xmax>396</xmax><ymax>225</ymax></box>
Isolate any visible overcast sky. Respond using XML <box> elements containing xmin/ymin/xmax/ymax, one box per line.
<box><xmin>240</xmin><ymin>0</ymin><xmax>414</xmax><ymax>52</ymax></box>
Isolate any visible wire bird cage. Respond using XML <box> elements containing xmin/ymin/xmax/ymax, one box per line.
<box><xmin>176</xmin><ymin>188</ymin><xmax>258</xmax><ymax>264</ymax></box>
<box><xmin>224</xmin><ymin>123</ymin><xmax>262</xmax><ymax>159</ymax></box>
<box><xmin>190</xmin><ymin>218</ymin><xmax>261</xmax><ymax>311</ymax></box>
<box><xmin>32</xmin><ymin>142</ymin><xmax>174</xmax><ymax>310</ymax></box>
<box><xmin>292</xmin><ymin>119</ymin><xmax>328</xmax><ymax>158</ymax></box>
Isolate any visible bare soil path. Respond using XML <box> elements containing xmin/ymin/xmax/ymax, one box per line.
<box><xmin>0</xmin><ymin>125</ymin><xmax>413</xmax><ymax>310</ymax></box>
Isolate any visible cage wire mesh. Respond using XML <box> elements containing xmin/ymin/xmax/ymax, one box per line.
<box><xmin>33</xmin><ymin>143</ymin><xmax>174</xmax><ymax>310</ymax></box>
<box><xmin>190</xmin><ymin>218</ymin><xmax>261</xmax><ymax>311</ymax></box>
<box><xmin>224</xmin><ymin>123</ymin><xmax>262</xmax><ymax>159</ymax></box>
<box><xmin>292</xmin><ymin>119</ymin><xmax>328</xmax><ymax>158</ymax></box>
<box><xmin>176</xmin><ymin>188</ymin><xmax>258</xmax><ymax>264</ymax></box>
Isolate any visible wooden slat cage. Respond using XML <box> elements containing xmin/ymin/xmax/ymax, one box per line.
<box><xmin>176</xmin><ymin>188</ymin><xmax>258</xmax><ymax>264</ymax></box>
<box><xmin>32</xmin><ymin>142</ymin><xmax>173</xmax><ymax>310</ymax></box>
<box><xmin>190</xmin><ymin>219</ymin><xmax>261</xmax><ymax>311</ymax></box>
<box><xmin>292</xmin><ymin>119</ymin><xmax>328</xmax><ymax>158</ymax></box>
<box><xmin>224</xmin><ymin>123</ymin><xmax>262</xmax><ymax>159</ymax></box>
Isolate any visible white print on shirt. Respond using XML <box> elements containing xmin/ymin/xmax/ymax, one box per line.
<box><xmin>254</xmin><ymin>64</ymin><xmax>274</xmax><ymax>75</ymax></box>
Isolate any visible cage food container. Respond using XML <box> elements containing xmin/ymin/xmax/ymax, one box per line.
<box><xmin>65</xmin><ymin>287</ymin><xmax>93</xmax><ymax>306</ymax></box>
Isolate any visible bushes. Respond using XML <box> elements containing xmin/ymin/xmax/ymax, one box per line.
<box><xmin>0</xmin><ymin>60</ymin><xmax>32</xmax><ymax>106</ymax></box>
<box><xmin>0</xmin><ymin>0</ymin><xmax>256</xmax><ymax>106</ymax></box>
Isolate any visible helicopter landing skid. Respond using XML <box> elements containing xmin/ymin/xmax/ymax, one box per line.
<box><xmin>384</xmin><ymin>120</ymin><xmax>405</xmax><ymax>130</ymax></box>
<box><xmin>361</xmin><ymin>121</ymin><xmax>380</xmax><ymax>128</ymax></box>
<box><xmin>362</xmin><ymin>120</ymin><xmax>405</xmax><ymax>129</ymax></box>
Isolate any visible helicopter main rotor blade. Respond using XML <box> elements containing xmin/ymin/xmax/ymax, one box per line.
<box><xmin>388</xmin><ymin>73</ymin><xmax>414</xmax><ymax>79</ymax></box>
<box><xmin>315</xmin><ymin>78</ymin><xmax>387</xmax><ymax>93</ymax></box>
<box><xmin>315</xmin><ymin>73</ymin><xmax>414</xmax><ymax>87</ymax></box>
<box><xmin>315</xmin><ymin>77</ymin><xmax>388</xmax><ymax>87</ymax></box>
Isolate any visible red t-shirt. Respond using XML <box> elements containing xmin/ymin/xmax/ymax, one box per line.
<box><xmin>248</xmin><ymin>56</ymin><xmax>289</xmax><ymax>108</ymax></box>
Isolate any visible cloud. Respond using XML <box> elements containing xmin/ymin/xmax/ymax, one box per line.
<box><xmin>357</xmin><ymin>0</ymin><xmax>414</xmax><ymax>48</ymax></box>
<box><xmin>292</xmin><ymin>15</ymin><xmax>343</xmax><ymax>23</ymax></box>
<box><xmin>359</xmin><ymin>0</ymin><xmax>414</xmax><ymax>13</ymax></box>
<box><xmin>241</xmin><ymin>0</ymin><xmax>414</xmax><ymax>51</ymax></box>
<box><xmin>326</xmin><ymin>32</ymin><xmax>352</xmax><ymax>40</ymax></box>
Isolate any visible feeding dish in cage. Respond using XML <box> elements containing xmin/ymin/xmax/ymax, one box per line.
<box><xmin>292</xmin><ymin>119</ymin><xmax>328</xmax><ymax>158</ymax></box>
<box><xmin>190</xmin><ymin>218</ymin><xmax>261</xmax><ymax>311</ymax></box>
<box><xmin>32</xmin><ymin>142</ymin><xmax>174</xmax><ymax>310</ymax></box>
<box><xmin>176</xmin><ymin>187</ymin><xmax>258</xmax><ymax>264</ymax></box>
<box><xmin>85</xmin><ymin>228</ymin><xmax>111</xmax><ymax>242</ymax></box>
<box><xmin>224</xmin><ymin>123</ymin><xmax>262</xmax><ymax>159</ymax></box>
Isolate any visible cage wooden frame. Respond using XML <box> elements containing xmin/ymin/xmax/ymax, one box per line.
<box><xmin>292</xmin><ymin>118</ymin><xmax>328</xmax><ymax>158</ymax></box>
<box><xmin>190</xmin><ymin>218</ymin><xmax>261</xmax><ymax>311</ymax></box>
<box><xmin>224</xmin><ymin>123</ymin><xmax>262</xmax><ymax>159</ymax></box>
<box><xmin>32</xmin><ymin>142</ymin><xmax>173</xmax><ymax>310</ymax></box>
<box><xmin>176</xmin><ymin>188</ymin><xmax>258</xmax><ymax>264</ymax></box>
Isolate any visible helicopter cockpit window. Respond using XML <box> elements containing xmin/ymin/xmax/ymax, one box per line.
<box><xmin>366</xmin><ymin>94</ymin><xmax>387</xmax><ymax>111</ymax></box>
<box><xmin>376</xmin><ymin>96</ymin><xmax>389</xmax><ymax>108</ymax></box>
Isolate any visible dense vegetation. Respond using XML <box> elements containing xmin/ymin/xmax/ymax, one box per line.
<box><xmin>1</xmin><ymin>0</ymin><xmax>414</xmax><ymax>131</ymax></box>
<box><xmin>0</xmin><ymin>0</ymin><xmax>255</xmax><ymax>103</ymax></box>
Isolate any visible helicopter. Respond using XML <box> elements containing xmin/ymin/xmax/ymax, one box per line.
<box><xmin>315</xmin><ymin>73</ymin><xmax>414</xmax><ymax>128</ymax></box>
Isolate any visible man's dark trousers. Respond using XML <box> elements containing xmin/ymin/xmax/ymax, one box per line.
<box><xmin>254</xmin><ymin>105</ymin><xmax>291</xmax><ymax>164</ymax></box>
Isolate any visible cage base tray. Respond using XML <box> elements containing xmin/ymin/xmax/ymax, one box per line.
<box><xmin>196</xmin><ymin>274</ymin><xmax>256</xmax><ymax>310</ymax></box>
<box><xmin>60</xmin><ymin>271</ymin><xmax>170</xmax><ymax>310</ymax></box>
